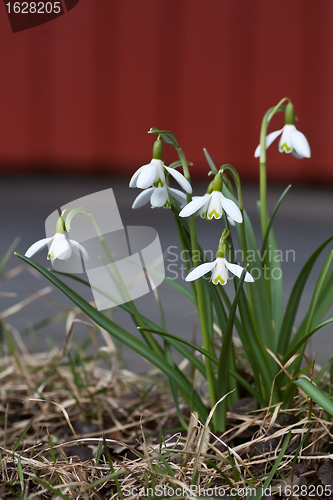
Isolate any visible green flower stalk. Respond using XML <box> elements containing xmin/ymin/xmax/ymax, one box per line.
<box><xmin>255</xmin><ymin>98</ymin><xmax>311</xmax><ymax>238</ymax></box>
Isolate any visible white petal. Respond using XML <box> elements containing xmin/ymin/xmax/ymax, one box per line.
<box><xmin>150</xmin><ymin>186</ymin><xmax>168</xmax><ymax>207</ymax></box>
<box><xmin>164</xmin><ymin>166</ymin><xmax>192</xmax><ymax>194</ymax></box>
<box><xmin>291</xmin><ymin>128</ymin><xmax>311</xmax><ymax>158</ymax></box>
<box><xmin>129</xmin><ymin>165</ymin><xmax>144</xmax><ymax>188</ymax></box>
<box><xmin>291</xmin><ymin>150</ymin><xmax>303</xmax><ymax>159</ymax></box>
<box><xmin>136</xmin><ymin>162</ymin><xmax>158</xmax><ymax>189</ymax></box>
<box><xmin>167</xmin><ymin>187</ymin><xmax>188</xmax><ymax>205</ymax></box>
<box><xmin>49</xmin><ymin>233</ymin><xmax>72</xmax><ymax>260</ymax></box>
<box><xmin>227</xmin><ymin>216</ymin><xmax>235</xmax><ymax>227</ymax></box>
<box><xmin>132</xmin><ymin>188</ymin><xmax>154</xmax><ymax>209</ymax></box>
<box><xmin>221</xmin><ymin>194</ymin><xmax>243</xmax><ymax>223</ymax></box>
<box><xmin>25</xmin><ymin>237</ymin><xmax>52</xmax><ymax>258</ymax></box>
<box><xmin>70</xmin><ymin>240</ymin><xmax>89</xmax><ymax>260</ymax></box>
<box><xmin>197</xmin><ymin>194</ymin><xmax>210</xmax><ymax>218</ymax></box>
<box><xmin>211</xmin><ymin>258</ymin><xmax>229</xmax><ymax>285</ymax></box>
<box><xmin>185</xmin><ymin>261</ymin><xmax>216</xmax><ymax>282</ymax></box>
<box><xmin>254</xmin><ymin>129</ymin><xmax>283</xmax><ymax>157</ymax></box>
<box><xmin>279</xmin><ymin>124</ymin><xmax>294</xmax><ymax>153</ymax></box>
<box><xmin>179</xmin><ymin>195</ymin><xmax>209</xmax><ymax>218</ymax></box>
<box><xmin>207</xmin><ymin>191</ymin><xmax>223</xmax><ymax>219</ymax></box>
<box><xmin>224</xmin><ymin>259</ymin><xmax>254</xmax><ymax>282</ymax></box>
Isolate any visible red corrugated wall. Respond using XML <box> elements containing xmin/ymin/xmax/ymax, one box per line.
<box><xmin>0</xmin><ymin>0</ymin><xmax>332</xmax><ymax>182</ymax></box>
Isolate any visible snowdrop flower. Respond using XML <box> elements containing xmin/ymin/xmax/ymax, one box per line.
<box><xmin>179</xmin><ymin>173</ymin><xmax>242</xmax><ymax>223</ymax></box>
<box><xmin>254</xmin><ymin>102</ymin><xmax>311</xmax><ymax>159</ymax></box>
<box><xmin>25</xmin><ymin>216</ymin><xmax>88</xmax><ymax>262</ymax></box>
<box><xmin>129</xmin><ymin>138</ymin><xmax>192</xmax><ymax>194</ymax></box>
<box><xmin>185</xmin><ymin>231</ymin><xmax>254</xmax><ymax>285</ymax></box>
<box><xmin>132</xmin><ymin>184</ymin><xmax>187</xmax><ymax>209</ymax></box>
<box><xmin>186</xmin><ymin>257</ymin><xmax>254</xmax><ymax>285</ymax></box>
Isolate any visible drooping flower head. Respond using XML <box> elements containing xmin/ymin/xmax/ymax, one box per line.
<box><xmin>185</xmin><ymin>230</ymin><xmax>253</xmax><ymax>286</ymax></box>
<box><xmin>25</xmin><ymin>215</ymin><xmax>88</xmax><ymax>263</ymax></box>
<box><xmin>179</xmin><ymin>172</ymin><xmax>242</xmax><ymax>224</ymax></box>
<box><xmin>255</xmin><ymin>102</ymin><xmax>311</xmax><ymax>159</ymax></box>
<box><xmin>130</xmin><ymin>137</ymin><xmax>192</xmax><ymax>209</ymax></box>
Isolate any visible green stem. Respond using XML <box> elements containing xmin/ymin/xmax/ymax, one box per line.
<box><xmin>259</xmin><ymin>97</ymin><xmax>290</xmax><ymax>239</ymax></box>
<box><xmin>176</xmin><ymin>146</ymin><xmax>217</xmax><ymax>428</ymax></box>
<box><xmin>64</xmin><ymin>208</ymin><xmax>162</xmax><ymax>357</ymax></box>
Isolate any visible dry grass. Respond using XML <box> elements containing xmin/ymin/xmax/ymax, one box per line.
<box><xmin>1</xmin><ymin>341</ymin><xmax>333</xmax><ymax>499</ymax></box>
<box><xmin>1</xmin><ymin>261</ymin><xmax>333</xmax><ymax>498</ymax></box>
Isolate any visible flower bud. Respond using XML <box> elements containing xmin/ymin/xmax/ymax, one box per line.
<box><xmin>152</xmin><ymin>139</ymin><xmax>163</xmax><ymax>160</ymax></box>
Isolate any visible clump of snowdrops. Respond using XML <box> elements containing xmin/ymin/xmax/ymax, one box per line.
<box><xmin>17</xmin><ymin>98</ymin><xmax>333</xmax><ymax>433</ymax></box>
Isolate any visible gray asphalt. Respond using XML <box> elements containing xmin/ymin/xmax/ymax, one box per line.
<box><xmin>1</xmin><ymin>175</ymin><xmax>332</xmax><ymax>371</ymax></box>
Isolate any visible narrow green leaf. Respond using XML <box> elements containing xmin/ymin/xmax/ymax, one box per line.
<box><xmin>203</xmin><ymin>148</ymin><xmax>218</xmax><ymax>173</ymax></box>
<box><xmin>51</xmin><ymin>270</ymin><xmax>208</xmax><ymax>380</ymax></box>
<box><xmin>13</xmin><ymin>415</ymin><xmax>36</xmax><ymax>452</ymax></box>
<box><xmin>216</xmin><ymin>270</ymin><xmax>247</xmax><ymax>431</ymax></box>
<box><xmin>288</xmin><ymin>251</ymin><xmax>333</xmax><ymax>356</ymax></box>
<box><xmin>283</xmin><ymin>316</ymin><xmax>333</xmax><ymax>364</ymax></box>
<box><xmin>236</xmin><ymin>208</ymin><xmax>275</xmax><ymax>351</ymax></box>
<box><xmin>261</xmin><ymin>185</ymin><xmax>291</xmax><ymax>256</ymax></box>
<box><xmin>294</xmin><ymin>378</ymin><xmax>333</xmax><ymax>416</ymax></box>
<box><xmin>252</xmin><ymin>431</ymin><xmax>291</xmax><ymax>500</ymax></box>
<box><xmin>267</xmin><ymin>227</ymin><xmax>283</xmax><ymax>338</ymax></box>
<box><xmin>139</xmin><ymin>327</ymin><xmax>218</xmax><ymax>364</ymax></box>
<box><xmin>15</xmin><ymin>253</ymin><xmax>208</xmax><ymax>422</ymax></box>
<box><xmin>278</xmin><ymin>236</ymin><xmax>333</xmax><ymax>355</ymax></box>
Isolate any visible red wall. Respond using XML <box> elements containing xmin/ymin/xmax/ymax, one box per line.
<box><xmin>0</xmin><ymin>0</ymin><xmax>332</xmax><ymax>182</ymax></box>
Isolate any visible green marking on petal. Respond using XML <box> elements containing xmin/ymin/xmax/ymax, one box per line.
<box><xmin>212</xmin><ymin>275</ymin><xmax>226</xmax><ymax>285</ymax></box>
<box><xmin>153</xmin><ymin>178</ymin><xmax>164</xmax><ymax>188</ymax></box>
<box><xmin>280</xmin><ymin>143</ymin><xmax>292</xmax><ymax>153</ymax></box>
<box><xmin>47</xmin><ymin>252</ymin><xmax>54</xmax><ymax>260</ymax></box>
<box><xmin>163</xmin><ymin>200</ymin><xmax>171</xmax><ymax>208</ymax></box>
<box><xmin>207</xmin><ymin>209</ymin><xmax>221</xmax><ymax>220</ymax></box>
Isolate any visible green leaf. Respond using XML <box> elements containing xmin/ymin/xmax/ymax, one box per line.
<box><xmin>252</xmin><ymin>431</ymin><xmax>291</xmax><ymax>500</ymax></box>
<box><xmin>15</xmin><ymin>253</ymin><xmax>208</xmax><ymax>422</ymax></box>
<box><xmin>236</xmin><ymin>207</ymin><xmax>275</xmax><ymax>352</ymax></box>
<box><xmin>267</xmin><ymin>226</ymin><xmax>283</xmax><ymax>338</ymax></box>
<box><xmin>148</xmin><ymin>128</ymin><xmax>179</xmax><ymax>147</ymax></box>
<box><xmin>203</xmin><ymin>148</ymin><xmax>218</xmax><ymax>173</ymax></box>
<box><xmin>283</xmin><ymin>252</ymin><xmax>333</xmax><ymax>406</ymax></box>
<box><xmin>278</xmin><ymin>236</ymin><xmax>333</xmax><ymax>356</ymax></box>
<box><xmin>168</xmin><ymin>160</ymin><xmax>193</xmax><ymax>169</ymax></box>
<box><xmin>288</xmin><ymin>251</ymin><xmax>333</xmax><ymax>355</ymax></box>
<box><xmin>294</xmin><ymin>378</ymin><xmax>333</xmax><ymax>416</ymax></box>
<box><xmin>261</xmin><ymin>185</ymin><xmax>291</xmax><ymax>257</ymax></box>
<box><xmin>283</xmin><ymin>316</ymin><xmax>333</xmax><ymax>364</ymax></box>
<box><xmin>259</xmin><ymin>186</ymin><xmax>291</xmax><ymax>338</ymax></box>
<box><xmin>216</xmin><ymin>269</ymin><xmax>247</xmax><ymax>431</ymax></box>
<box><xmin>139</xmin><ymin>327</ymin><xmax>218</xmax><ymax>365</ymax></box>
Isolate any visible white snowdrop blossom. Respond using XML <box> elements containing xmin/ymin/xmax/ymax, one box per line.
<box><xmin>132</xmin><ymin>184</ymin><xmax>187</xmax><ymax>209</ymax></box>
<box><xmin>129</xmin><ymin>159</ymin><xmax>192</xmax><ymax>194</ymax></box>
<box><xmin>130</xmin><ymin>138</ymin><xmax>192</xmax><ymax>209</ymax></box>
<box><xmin>254</xmin><ymin>124</ymin><xmax>311</xmax><ymax>159</ymax></box>
<box><xmin>25</xmin><ymin>230</ymin><xmax>88</xmax><ymax>263</ymax></box>
<box><xmin>179</xmin><ymin>190</ymin><xmax>242</xmax><ymax>223</ymax></box>
<box><xmin>186</xmin><ymin>257</ymin><xmax>254</xmax><ymax>286</ymax></box>
<box><xmin>254</xmin><ymin>103</ymin><xmax>310</xmax><ymax>159</ymax></box>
